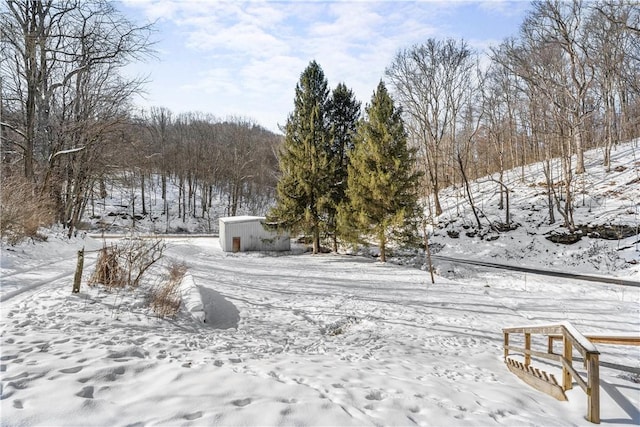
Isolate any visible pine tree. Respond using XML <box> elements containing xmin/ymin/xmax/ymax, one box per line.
<box><xmin>339</xmin><ymin>81</ymin><xmax>421</xmax><ymax>262</ymax></box>
<box><xmin>325</xmin><ymin>83</ymin><xmax>361</xmax><ymax>252</ymax></box>
<box><xmin>268</xmin><ymin>61</ymin><xmax>330</xmax><ymax>254</ymax></box>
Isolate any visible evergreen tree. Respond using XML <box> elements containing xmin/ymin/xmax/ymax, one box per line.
<box><xmin>268</xmin><ymin>61</ymin><xmax>330</xmax><ymax>254</ymax></box>
<box><xmin>325</xmin><ymin>83</ymin><xmax>361</xmax><ymax>252</ymax></box>
<box><xmin>339</xmin><ymin>81</ymin><xmax>421</xmax><ymax>262</ymax></box>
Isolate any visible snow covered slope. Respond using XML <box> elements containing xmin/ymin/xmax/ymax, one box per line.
<box><xmin>430</xmin><ymin>140</ymin><xmax>640</xmax><ymax>280</ymax></box>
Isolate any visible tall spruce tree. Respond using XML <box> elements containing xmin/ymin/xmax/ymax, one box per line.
<box><xmin>339</xmin><ymin>81</ymin><xmax>421</xmax><ymax>262</ymax></box>
<box><xmin>268</xmin><ymin>61</ymin><xmax>330</xmax><ymax>254</ymax></box>
<box><xmin>325</xmin><ymin>83</ymin><xmax>361</xmax><ymax>252</ymax></box>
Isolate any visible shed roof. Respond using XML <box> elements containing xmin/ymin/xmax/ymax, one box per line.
<box><xmin>219</xmin><ymin>216</ymin><xmax>265</xmax><ymax>224</ymax></box>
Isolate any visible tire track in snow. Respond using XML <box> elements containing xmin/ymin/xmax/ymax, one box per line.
<box><xmin>1</xmin><ymin>256</ymin><xmax>97</xmax><ymax>303</ymax></box>
<box><xmin>433</xmin><ymin>255</ymin><xmax>640</xmax><ymax>287</ymax></box>
<box><xmin>1</xmin><ymin>256</ymin><xmax>78</xmax><ymax>279</ymax></box>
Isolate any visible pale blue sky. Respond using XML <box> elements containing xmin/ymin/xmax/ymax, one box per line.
<box><xmin>119</xmin><ymin>0</ymin><xmax>531</xmax><ymax>132</ymax></box>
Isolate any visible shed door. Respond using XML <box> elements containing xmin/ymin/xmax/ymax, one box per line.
<box><xmin>232</xmin><ymin>237</ymin><xmax>241</xmax><ymax>253</ymax></box>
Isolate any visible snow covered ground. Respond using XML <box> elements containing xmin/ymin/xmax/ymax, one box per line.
<box><xmin>1</xmin><ymin>141</ymin><xmax>639</xmax><ymax>425</ymax></box>
<box><xmin>1</xmin><ymin>235</ymin><xmax>639</xmax><ymax>426</ymax></box>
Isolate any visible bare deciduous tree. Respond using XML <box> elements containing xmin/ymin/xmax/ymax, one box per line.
<box><xmin>386</xmin><ymin>39</ymin><xmax>476</xmax><ymax>217</ymax></box>
<box><xmin>1</xmin><ymin>0</ymin><xmax>154</xmax><ymax>237</ymax></box>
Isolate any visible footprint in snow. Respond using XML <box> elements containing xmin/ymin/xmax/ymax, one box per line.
<box><xmin>76</xmin><ymin>386</ymin><xmax>94</xmax><ymax>399</ymax></box>
<box><xmin>184</xmin><ymin>411</ymin><xmax>203</xmax><ymax>420</ymax></box>
<box><xmin>0</xmin><ymin>354</ymin><xmax>18</xmax><ymax>361</ymax></box>
<box><xmin>60</xmin><ymin>366</ymin><xmax>83</xmax><ymax>374</ymax></box>
<box><xmin>231</xmin><ymin>398</ymin><xmax>252</xmax><ymax>407</ymax></box>
<box><xmin>365</xmin><ymin>390</ymin><xmax>384</xmax><ymax>401</ymax></box>
<box><xmin>280</xmin><ymin>407</ymin><xmax>293</xmax><ymax>416</ymax></box>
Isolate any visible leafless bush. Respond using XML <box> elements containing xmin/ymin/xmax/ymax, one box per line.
<box><xmin>88</xmin><ymin>238</ymin><xmax>166</xmax><ymax>290</ymax></box>
<box><xmin>0</xmin><ymin>175</ymin><xmax>55</xmax><ymax>244</ymax></box>
<box><xmin>150</xmin><ymin>263</ymin><xmax>187</xmax><ymax>317</ymax></box>
<box><xmin>119</xmin><ymin>237</ymin><xmax>166</xmax><ymax>288</ymax></box>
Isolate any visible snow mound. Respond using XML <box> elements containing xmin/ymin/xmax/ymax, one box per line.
<box><xmin>180</xmin><ymin>273</ymin><xmax>205</xmax><ymax>322</ymax></box>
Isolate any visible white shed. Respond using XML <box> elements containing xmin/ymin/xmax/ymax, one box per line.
<box><xmin>219</xmin><ymin>216</ymin><xmax>290</xmax><ymax>252</ymax></box>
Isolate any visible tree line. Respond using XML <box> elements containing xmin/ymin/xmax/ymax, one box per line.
<box><xmin>119</xmin><ymin>110</ymin><xmax>280</xmax><ymax>233</ymax></box>
<box><xmin>1</xmin><ymin>0</ymin><xmax>153</xmax><ymax>239</ymax></box>
<box><xmin>386</xmin><ymin>0</ymin><xmax>639</xmax><ymax>232</ymax></box>
<box><xmin>2</xmin><ymin>0</ymin><xmax>638</xmax><ymax>249</ymax></box>
<box><xmin>0</xmin><ymin>1</ymin><xmax>280</xmax><ymax>240</ymax></box>
<box><xmin>270</xmin><ymin>0</ymin><xmax>639</xmax><ymax>255</ymax></box>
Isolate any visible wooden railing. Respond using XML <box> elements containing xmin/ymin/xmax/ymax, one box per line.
<box><xmin>503</xmin><ymin>322</ymin><xmax>601</xmax><ymax>423</ymax></box>
<box><xmin>504</xmin><ymin>322</ymin><xmax>640</xmax><ymax>424</ymax></box>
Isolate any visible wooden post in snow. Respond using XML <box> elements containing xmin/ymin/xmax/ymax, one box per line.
<box><xmin>587</xmin><ymin>353</ymin><xmax>600</xmax><ymax>424</ymax></box>
<box><xmin>72</xmin><ymin>248</ymin><xmax>84</xmax><ymax>293</ymax></box>
<box><xmin>423</xmin><ymin>220</ymin><xmax>435</xmax><ymax>284</ymax></box>
<box><xmin>562</xmin><ymin>335</ymin><xmax>573</xmax><ymax>391</ymax></box>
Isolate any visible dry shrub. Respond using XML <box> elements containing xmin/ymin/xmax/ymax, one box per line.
<box><xmin>88</xmin><ymin>245</ymin><xmax>126</xmax><ymax>289</ymax></box>
<box><xmin>120</xmin><ymin>237</ymin><xmax>166</xmax><ymax>288</ymax></box>
<box><xmin>150</xmin><ymin>263</ymin><xmax>187</xmax><ymax>318</ymax></box>
<box><xmin>0</xmin><ymin>174</ymin><xmax>56</xmax><ymax>244</ymax></box>
<box><xmin>168</xmin><ymin>262</ymin><xmax>188</xmax><ymax>283</ymax></box>
<box><xmin>88</xmin><ymin>238</ymin><xmax>166</xmax><ymax>291</ymax></box>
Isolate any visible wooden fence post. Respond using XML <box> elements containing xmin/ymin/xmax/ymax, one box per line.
<box><xmin>525</xmin><ymin>333</ymin><xmax>531</xmax><ymax>367</ymax></box>
<box><xmin>504</xmin><ymin>332</ymin><xmax>509</xmax><ymax>360</ymax></box>
<box><xmin>423</xmin><ymin>221</ymin><xmax>435</xmax><ymax>284</ymax></box>
<box><xmin>563</xmin><ymin>335</ymin><xmax>573</xmax><ymax>390</ymax></box>
<box><xmin>587</xmin><ymin>353</ymin><xmax>600</xmax><ymax>424</ymax></box>
<box><xmin>72</xmin><ymin>248</ymin><xmax>84</xmax><ymax>293</ymax></box>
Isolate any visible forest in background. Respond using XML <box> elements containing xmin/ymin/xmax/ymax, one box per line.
<box><xmin>1</xmin><ymin>0</ymin><xmax>639</xmax><ymax>247</ymax></box>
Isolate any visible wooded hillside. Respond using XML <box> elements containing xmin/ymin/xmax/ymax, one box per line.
<box><xmin>1</xmin><ymin>0</ymin><xmax>638</xmax><ymax>246</ymax></box>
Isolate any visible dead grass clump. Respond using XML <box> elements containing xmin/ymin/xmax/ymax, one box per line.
<box><xmin>150</xmin><ymin>263</ymin><xmax>187</xmax><ymax>318</ymax></box>
<box><xmin>168</xmin><ymin>262</ymin><xmax>188</xmax><ymax>283</ymax></box>
<box><xmin>0</xmin><ymin>174</ymin><xmax>55</xmax><ymax>244</ymax></box>
<box><xmin>88</xmin><ymin>245</ymin><xmax>126</xmax><ymax>289</ymax></box>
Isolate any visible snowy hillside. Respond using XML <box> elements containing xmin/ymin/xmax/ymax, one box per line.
<box><xmin>1</xmin><ymin>141</ymin><xmax>638</xmax><ymax>426</ymax></box>
<box><xmin>429</xmin><ymin>140</ymin><xmax>640</xmax><ymax>280</ymax></box>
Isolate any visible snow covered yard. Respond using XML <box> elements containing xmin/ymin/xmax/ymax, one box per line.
<box><xmin>1</xmin><ymin>236</ymin><xmax>638</xmax><ymax>426</ymax></box>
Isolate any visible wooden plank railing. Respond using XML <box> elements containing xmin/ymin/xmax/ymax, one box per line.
<box><xmin>503</xmin><ymin>322</ymin><xmax>601</xmax><ymax>424</ymax></box>
<box><xmin>547</xmin><ymin>334</ymin><xmax>640</xmax><ymax>349</ymax></box>
<box><xmin>504</xmin><ymin>324</ymin><xmax>640</xmax><ymax>424</ymax></box>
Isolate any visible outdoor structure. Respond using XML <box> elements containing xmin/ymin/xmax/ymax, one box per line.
<box><xmin>219</xmin><ymin>216</ymin><xmax>290</xmax><ymax>252</ymax></box>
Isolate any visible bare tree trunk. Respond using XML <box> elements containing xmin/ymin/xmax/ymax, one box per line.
<box><xmin>141</xmin><ymin>172</ymin><xmax>147</xmax><ymax>215</ymax></box>
<box><xmin>379</xmin><ymin>231</ymin><xmax>386</xmax><ymax>263</ymax></box>
<box><xmin>543</xmin><ymin>158</ymin><xmax>556</xmax><ymax>225</ymax></box>
<box><xmin>423</xmin><ymin>220</ymin><xmax>435</xmax><ymax>284</ymax></box>
<box><xmin>457</xmin><ymin>153</ymin><xmax>482</xmax><ymax>229</ymax></box>
<box><xmin>573</xmin><ymin>121</ymin><xmax>585</xmax><ymax>174</ymax></box>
